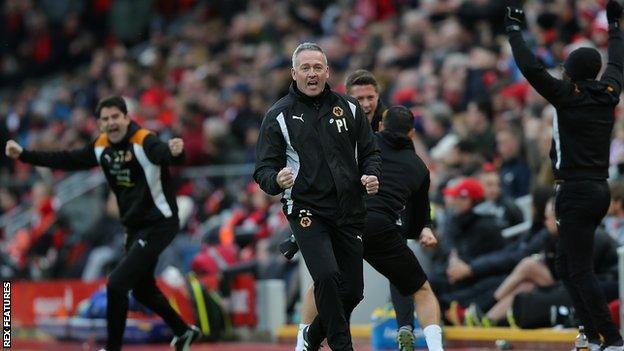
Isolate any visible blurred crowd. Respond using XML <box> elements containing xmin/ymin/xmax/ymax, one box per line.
<box><xmin>2</xmin><ymin>0</ymin><xmax>624</xmax><ymax>327</ymax></box>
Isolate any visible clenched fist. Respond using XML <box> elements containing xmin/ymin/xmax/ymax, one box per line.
<box><xmin>168</xmin><ymin>138</ymin><xmax>184</xmax><ymax>156</ymax></box>
<box><xmin>5</xmin><ymin>140</ymin><xmax>23</xmax><ymax>159</ymax></box>
<box><xmin>419</xmin><ymin>227</ymin><xmax>438</xmax><ymax>248</ymax></box>
<box><xmin>361</xmin><ymin>175</ymin><xmax>379</xmax><ymax>195</ymax></box>
<box><xmin>276</xmin><ymin>167</ymin><xmax>295</xmax><ymax>189</ymax></box>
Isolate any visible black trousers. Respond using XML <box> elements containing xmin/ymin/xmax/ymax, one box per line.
<box><xmin>106</xmin><ymin>220</ymin><xmax>188</xmax><ymax>351</ymax></box>
<box><xmin>554</xmin><ymin>180</ymin><xmax>622</xmax><ymax>345</ymax></box>
<box><xmin>290</xmin><ymin>214</ymin><xmax>364</xmax><ymax>351</ymax></box>
<box><xmin>363</xmin><ymin>212</ymin><xmax>427</xmax><ymax>328</ymax></box>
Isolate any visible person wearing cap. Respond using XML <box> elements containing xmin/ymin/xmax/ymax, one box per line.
<box><xmin>5</xmin><ymin>96</ymin><xmax>200</xmax><ymax>351</ymax></box>
<box><xmin>505</xmin><ymin>1</ymin><xmax>624</xmax><ymax>349</ymax></box>
<box><xmin>430</xmin><ymin>177</ymin><xmax>506</xmax><ymax>314</ymax></box>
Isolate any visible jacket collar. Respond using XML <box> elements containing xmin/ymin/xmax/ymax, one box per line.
<box><xmin>112</xmin><ymin>121</ymin><xmax>141</xmax><ymax>146</ymax></box>
<box><xmin>289</xmin><ymin>82</ymin><xmax>336</xmax><ymax>117</ymax></box>
<box><xmin>377</xmin><ymin>130</ymin><xmax>414</xmax><ymax>151</ymax></box>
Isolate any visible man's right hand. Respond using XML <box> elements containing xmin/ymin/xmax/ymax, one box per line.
<box><xmin>5</xmin><ymin>140</ymin><xmax>23</xmax><ymax>160</ymax></box>
<box><xmin>276</xmin><ymin>167</ymin><xmax>294</xmax><ymax>189</ymax></box>
<box><xmin>607</xmin><ymin>0</ymin><xmax>623</xmax><ymax>24</ymax></box>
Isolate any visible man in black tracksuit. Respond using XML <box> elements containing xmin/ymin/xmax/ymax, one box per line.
<box><xmin>254</xmin><ymin>43</ymin><xmax>381</xmax><ymax>351</ymax></box>
<box><xmin>506</xmin><ymin>1</ymin><xmax>624</xmax><ymax>348</ymax></box>
<box><xmin>5</xmin><ymin>96</ymin><xmax>200</xmax><ymax>351</ymax></box>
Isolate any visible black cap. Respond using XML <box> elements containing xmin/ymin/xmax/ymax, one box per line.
<box><xmin>563</xmin><ymin>47</ymin><xmax>602</xmax><ymax>81</ymax></box>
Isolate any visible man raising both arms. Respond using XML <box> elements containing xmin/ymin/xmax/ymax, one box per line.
<box><xmin>505</xmin><ymin>1</ymin><xmax>624</xmax><ymax>350</ymax></box>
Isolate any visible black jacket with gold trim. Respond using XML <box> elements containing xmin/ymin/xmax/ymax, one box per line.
<box><xmin>19</xmin><ymin>122</ymin><xmax>182</xmax><ymax>229</ymax></box>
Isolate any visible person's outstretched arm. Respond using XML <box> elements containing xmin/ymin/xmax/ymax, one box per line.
<box><xmin>6</xmin><ymin>139</ymin><xmax>98</xmax><ymax>170</ymax></box>
<box><xmin>600</xmin><ymin>1</ymin><xmax>624</xmax><ymax>96</ymax></box>
<box><xmin>505</xmin><ymin>3</ymin><xmax>570</xmax><ymax>104</ymax></box>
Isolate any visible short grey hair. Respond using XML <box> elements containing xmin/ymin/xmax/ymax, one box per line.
<box><xmin>291</xmin><ymin>42</ymin><xmax>328</xmax><ymax>69</ymax></box>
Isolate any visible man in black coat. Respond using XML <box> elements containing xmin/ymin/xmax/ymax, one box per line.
<box><xmin>431</xmin><ymin>178</ymin><xmax>506</xmax><ymax>311</ymax></box>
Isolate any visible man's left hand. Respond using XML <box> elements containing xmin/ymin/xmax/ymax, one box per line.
<box><xmin>361</xmin><ymin>175</ymin><xmax>379</xmax><ymax>194</ymax></box>
<box><xmin>168</xmin><ymin>138</ymin><xmax>184</xmax><ymax>156</ymax></box>
<box><xmin>419</xmin><ymin>227</ymin><xmax>438</xmax><ymax>248</ymax></box>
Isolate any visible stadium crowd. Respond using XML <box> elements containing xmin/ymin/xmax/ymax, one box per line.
<box><xmin>1</xmin><ymin>0</ymin><xmax>624</xmax><ymax>328</ymax></box>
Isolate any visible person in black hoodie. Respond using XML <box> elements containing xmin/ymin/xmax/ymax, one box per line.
<box><xmin>506</xmin><ymin>1</ymin><xmax>624</xmax><ymax>348</ymax></box>
<box><xmin>293</xmin><ymin>106</ymin><xmax>445</xmax><ymax>351</ymax></box>
<box><xmin>364</xmin><ymin>106</ymin><xmax>444</xmax><ymax>351</ymax></box>
<box><xmin>5</xmin><ymin>96</ymin><xmax>200</xmax><ymax>351</ymax></box>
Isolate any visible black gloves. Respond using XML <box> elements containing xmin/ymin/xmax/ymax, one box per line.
<box><xmin>505</xmin><ymin>6</ymin><xmax>525</xmax><ymax>33</ymax></box>
<box><xmin>607</xmin><ymin>0</ymin><xmax>623</xmax><ymax>27</ymax></box>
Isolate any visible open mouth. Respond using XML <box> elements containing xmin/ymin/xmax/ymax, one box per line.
<box><xmin>307</xmin><ymin>80</ymin><xmax>318</xmax><ymax>88</ymax></box>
